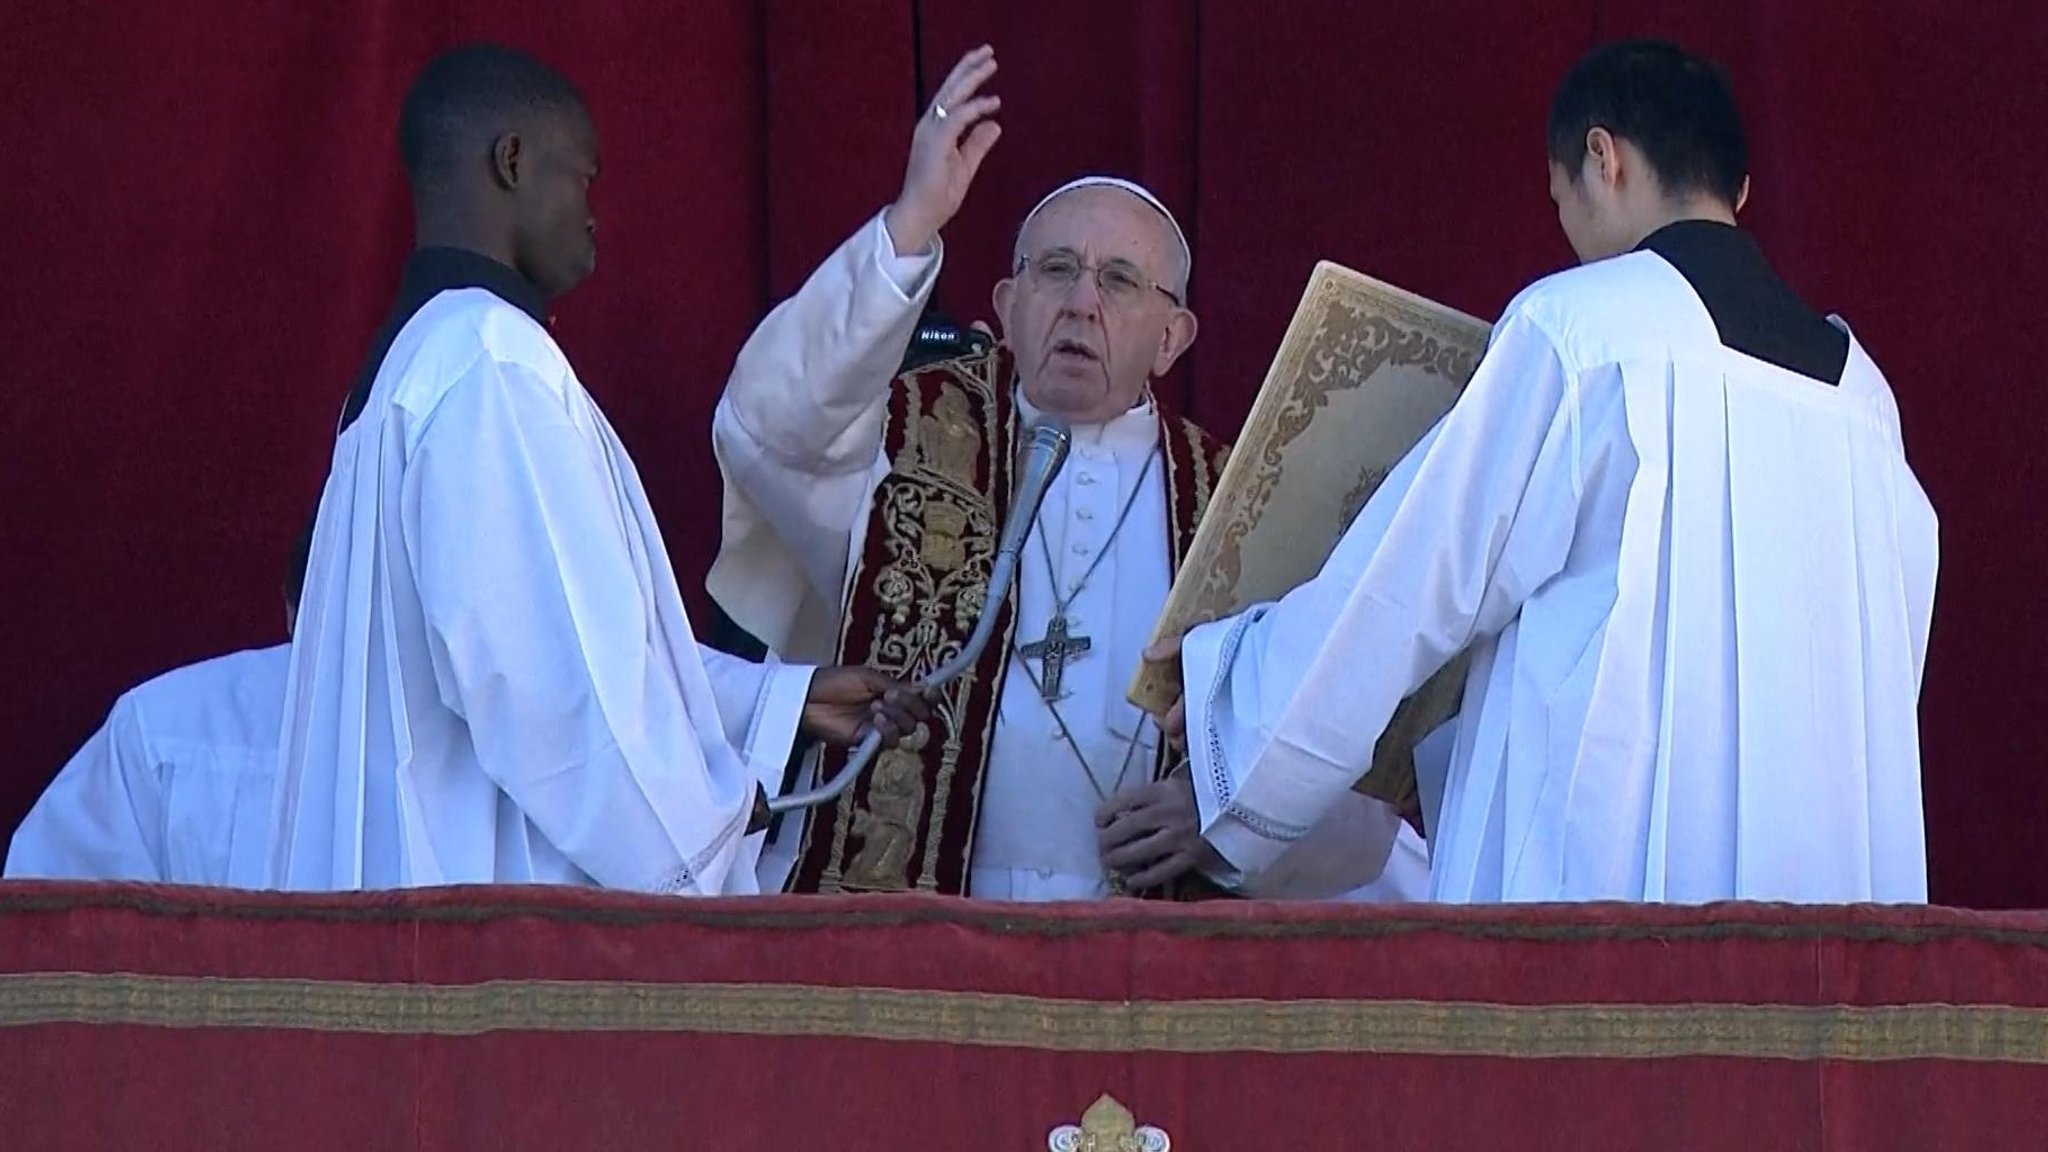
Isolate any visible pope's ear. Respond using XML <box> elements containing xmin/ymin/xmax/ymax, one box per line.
<box><xmin>992</xmin><ymin>277</ymin><xmax>1017</xmax><ymax>336</ymax></box>
<box><xmin>1152</xmin><ymin>308</ymin><xmax>1198</xmax><ymax>378</ymax></box>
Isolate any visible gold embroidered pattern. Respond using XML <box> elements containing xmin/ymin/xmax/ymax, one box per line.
<box><xmin>1049</xmin><ymin>1095</ymin><xmax>1170</xmax><ymax>1151</ymax></box>
<box><xmin>845</xmin><ymin>739</ymin><xmax>929</xmax><ymax>889</ymax></box>
<box><xmin>918</xmin><ymin>501</ymin><xmax>970</xmax><ymax>572</ymax></box>
<box><xmin>8</xmin><ymin>974</ymin><xmax>2047</xmax><ymax>1065</ymax></box>
<box><xmin>916</xmin><ymin>386</ymin><xmax>983</xmax><ymax>489</ymax></box>
<box><xmin>1179</xmin><ymin>418</ymin><xmax>1221</xmax><ymax>532</ymax></box>
<box><xmin>803</xmin><ymin>351</ymin><xmax>1016</xmax><ymax>895</ymax></box>
<box><xmin>915</xmin><ymin>373</ymin><xmax>1014</xmax><ymax>892</ymax></box>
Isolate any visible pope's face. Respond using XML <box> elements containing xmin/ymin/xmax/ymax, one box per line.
<box><xmin>993</xmin><ymin>187</ymin><xmax>1195</xmax><ymax>424</ymax></box>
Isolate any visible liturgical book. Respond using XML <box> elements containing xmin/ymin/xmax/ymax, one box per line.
<box><xmin>1129</xmin><ymin>261</ymin><xmax>1491</xmax><ymax>809</ymax></box>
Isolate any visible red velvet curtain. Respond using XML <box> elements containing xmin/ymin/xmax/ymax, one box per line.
<box><xmin>2</xmin><ymin>1</ymin><xmax>2042</xmax><ymax>906</ymax></box>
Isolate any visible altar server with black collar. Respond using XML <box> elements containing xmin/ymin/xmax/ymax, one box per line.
<box><xmin>270</xmin><ymin>44</ymin><xmax>920</xmax><ymax>894</ymax></box>
<box><xmin>1141</xmin><ymin>39</ymin><xmax>1939</xmax><ymax>904</ymax></box>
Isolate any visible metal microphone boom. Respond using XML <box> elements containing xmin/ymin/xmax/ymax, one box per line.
<box><xmin>767</xmin><ymin>418</ymin><xmax>1073</xmax><ymax>814</ymax></box>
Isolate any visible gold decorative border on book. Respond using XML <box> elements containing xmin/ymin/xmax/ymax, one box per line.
<box><xmin>1128</xmin><ymin>262</ymin><xmax>1489</xmax><ymax>730</ymax></box>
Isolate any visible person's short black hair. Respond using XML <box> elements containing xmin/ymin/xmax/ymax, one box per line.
<box><xmin>397</xmin><ymin>43</ymin><xmax>587</xmax><ymax>195</ymax></box>
<box><xmin>1546</xmin><ymin>39</ymin><xmax>1748</xmax><ymax>208</ymax></box>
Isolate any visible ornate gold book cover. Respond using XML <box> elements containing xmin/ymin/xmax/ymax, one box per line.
<box><xmin>1129</xmin><ymin>261</ymin><xmax>1491</xmax><ymax>808</ymax></box>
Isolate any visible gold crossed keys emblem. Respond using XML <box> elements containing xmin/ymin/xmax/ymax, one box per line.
<box><xmin>1048</xmin><ymin>1094</ymin><xmax>1171</xmax><ymax>1151</ymax></box>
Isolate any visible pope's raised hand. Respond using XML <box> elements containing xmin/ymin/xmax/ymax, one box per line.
<box><xmin>885</xmin><ymin>45</ymin><xmax>1002</xmax><ymax>257</ymax></box>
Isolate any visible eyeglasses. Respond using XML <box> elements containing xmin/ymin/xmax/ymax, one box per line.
<box><xmin>1016</xmin><ymin>250</ymin><xmax>1182</xmax><ymax>308</ymax></box>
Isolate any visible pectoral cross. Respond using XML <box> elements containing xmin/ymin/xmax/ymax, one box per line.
<box><xmin>1019</xmin><ymin>613</ymin><xmax>1092</xmax><ymax>702</ymax></box>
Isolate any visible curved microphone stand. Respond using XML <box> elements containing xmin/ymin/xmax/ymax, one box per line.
<box><xmin>768</xmin><ymin>419</ymin><xmax>1073</xmax><ymax>814</ymax></box>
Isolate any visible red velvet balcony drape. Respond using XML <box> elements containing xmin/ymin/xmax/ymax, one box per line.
<box><xmin>5</xmin><ymin>884</ymin><xmax>2048</xmax><ymax>1150</ymax></box>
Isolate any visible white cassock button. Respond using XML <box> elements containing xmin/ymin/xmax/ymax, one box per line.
<box><xmin>1077</xmin><ymin>473</ymin><xmax>1097</xmax><ymax>486</ymax></box>
<box><xmin>1076</xmin><ymin>508</ymin><xmax>1096</xmax><ymax>521</ymax></box>
<box><xmin>1073</xmin><ymin>543</ymin><xmax>1090</xmax><ymax>556</ymax></box>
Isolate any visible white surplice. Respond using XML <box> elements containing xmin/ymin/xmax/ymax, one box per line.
<box><xmin>1184</xmin><ymin>248</ymin><xmax>1937</xmax><ymax>904</ymax></box>
<box><xmin>711</xmin><ymin>212</ymin><xmax>1427</xmax><ymax>901</ymax></box>
<box><xmin>267</xmin><ymin>288</ymin><xmax>812</xmax><ymax>894</ymax></box>
<box><xmin>6</xmin><ymin>644</ymin><xmax>288</xmax><ymax>886</ymax></box>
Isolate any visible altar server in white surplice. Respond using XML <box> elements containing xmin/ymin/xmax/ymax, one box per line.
<box><xmin>5</xmin><ymin>531</ymin><xmax>311</xmax><ymax>886</ymax></box>
<box><xmin>270</xmin><ymin>46</ymin><xmax>920</xmax><ymax>895</ymax></box>
<box><xmin>711</xmin><ymin>45</ymin><xmax>1427</xmax><ymax>902</ymax></box>
<box><xmin>1141</xmin><ymin>39</ymin><xmax>1938</xmax><ymax>904</ymax></box>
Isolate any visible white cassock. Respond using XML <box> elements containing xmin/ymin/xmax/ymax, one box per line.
<box><xmin>267</xmin><ymin>288</ymin><xmax>812</xmax><ymax>894</ymax></box>
<box><xmin>1185</xmin><ymin>247</ymin><xmax>1938</xmax><ymax>904</ymax></box>
<box><xmin>711</xmin><ymin>212</ymin><xmax>1429</xmax><ymax>901</ymax></box>
<box><xmin>7</xmin><ymin>644</ymin><xmax>287</xmax><ymax>886</ymax></box>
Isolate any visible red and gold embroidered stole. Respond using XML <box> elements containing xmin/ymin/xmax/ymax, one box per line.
<box><xmin>788</xmin><ymin>347</ymin><xmax>1229</xmax><ymax>896</ymax></box>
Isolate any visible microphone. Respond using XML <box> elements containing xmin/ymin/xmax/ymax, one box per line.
<box><xmin>769</xmin><ymin>418</ymin><xmax>1073</xmax><ymax>813</ymax></box>
<box><xmin>987</xmin><ymin>417</ymin><xmax>1073</xmax><ymax>603</ymax></box>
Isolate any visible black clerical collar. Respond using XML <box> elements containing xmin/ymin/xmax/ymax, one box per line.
<box><xmin>307</xmin><ymin>248</ymin><xmax>558</xmax><ymax>598</ymax></box>
<box><xmin>335</xmin><ymin>247</ymin><xmax>551</xmax><ymax>435</ymax></box>
<box><xmin>397</xmin><ymin>246</ymin><xmax>551</xmax><ymax>328</ymax></box>
<box><xmin>1635</xmin><ymin>219</ymin><xmax>1848</xmax><ymax>386</ymax></box>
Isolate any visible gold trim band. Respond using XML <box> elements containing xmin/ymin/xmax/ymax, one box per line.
<box><xmin>3</xmin><ymin>974</ymin><xmax>2044</xmax><ymax>1063</ymax></box>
